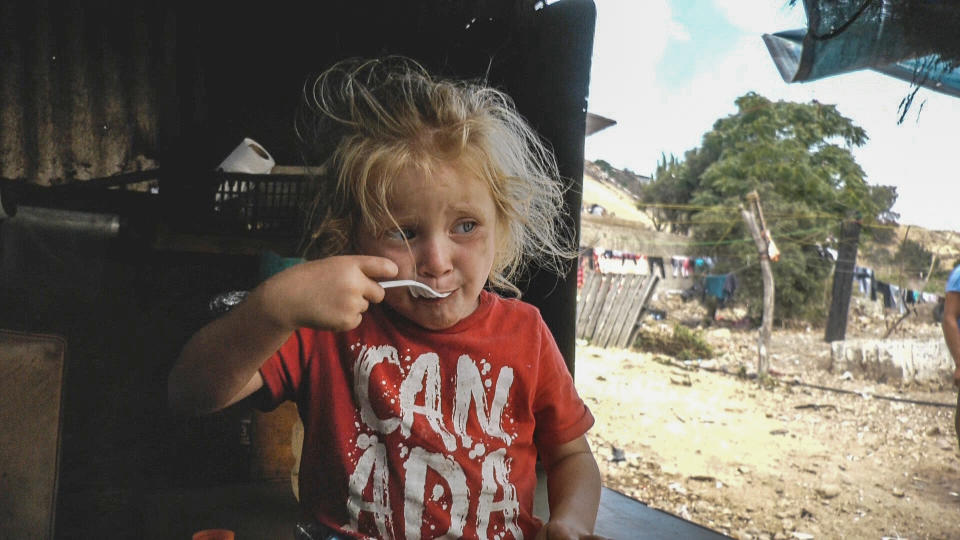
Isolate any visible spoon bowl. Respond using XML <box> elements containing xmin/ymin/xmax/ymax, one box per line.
<box><xmin>378</xmin><ymin>280</ymin><xmax>451</xmax><ymax>299</ymax></box>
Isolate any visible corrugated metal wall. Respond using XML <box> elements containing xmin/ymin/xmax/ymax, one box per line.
<box><xmin>0</xmin><ymin>1</ymin><xmax>166</xmax><ymax>185</ymax></box>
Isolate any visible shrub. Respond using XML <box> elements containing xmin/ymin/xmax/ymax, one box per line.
<box><xmin>633</xmin><ymin>324</ymin><xmax>714</xmax><ymax>360</ymax></box>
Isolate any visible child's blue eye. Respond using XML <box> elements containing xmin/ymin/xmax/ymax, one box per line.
<box><xmin>386</xmin><ymin>228</ymin><xmax>416</xmax><ymax>241</ymax></box>
<box><xmin>454</xmin><ymin>221</ymin><xmax>477</xmax><ymax>234</ymax></box>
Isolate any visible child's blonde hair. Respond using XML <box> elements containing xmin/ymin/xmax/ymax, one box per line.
<box><xmin>295</xmin><ymin>56</ymin><xmax>574</xmax><ymax>296</ymax></box>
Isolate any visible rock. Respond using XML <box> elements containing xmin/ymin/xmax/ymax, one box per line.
<box><xmin>815</xmin><ymin>484</ymin><xmax>841</xmax><ymax>499</ymax></box>
<box><xmin>791</xmin><ymin>533</ymin><xmax>815</xmax><ymax>540</ymax></box>
<box><xmin>693</xmin><ymin>499</ymin><xmax>713</xmax><ymax>514</ymax></box>
<box><xmin>689</xmin><ymin>474</ymin><xmax>715</xmax><ymax>482</ymax></box>
<box><xmin>891</xmin><ymin>487</ymin><xmax>905</xmax><ymax>498</ymax></box>
<box><xmin>709</xmin><ymin>328</ymin><xmax>732</xmax><ymax>340</ymax></box>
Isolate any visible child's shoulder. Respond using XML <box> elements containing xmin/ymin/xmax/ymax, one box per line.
<box><xmin>484</xmin><ymin>290</ymin><xmax>545</xmax><ymax>322</ymax></box>
<box><xmin>949</xmin><ymin>266</ymin><xmax>960</xmax><ymax>292</ymax></box>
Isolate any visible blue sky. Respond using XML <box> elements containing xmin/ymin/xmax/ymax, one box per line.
<box><xmin>582</xmin><ymin>0</ymin><xmax>960</xmax><ymax>233</ymax></box>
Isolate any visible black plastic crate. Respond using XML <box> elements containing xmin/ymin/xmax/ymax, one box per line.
<box><xmin>211</xmin><ymin>172</ymin><xmax>312</xmax><ymax>236</ymax></box>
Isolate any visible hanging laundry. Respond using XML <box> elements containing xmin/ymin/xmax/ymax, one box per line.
<box><xmin>723</xmin><ymin>273</ymin><xmax>738</xmax><ymax>304</ymax></box>
<box><xmin>649</xmin><ymin>256</ymin><xmax>666</xmax><ymax>279</ymax></box>
<box><xmin>889</xmin><ymin>284</ymin><xmax>904</xmax><ymax>313</ymax></box>
<box><xmin>876</xmin><ymin>281</ymin><xmax>894</xmax><ymax>309</ymax></box>
<box><xmin>705</xmin><ymin>275</ymin><xmax>726</xmax><ymax>300</ymax></box>
<box><xmin>852</xmin><ymin>266</ymin><xmax>875</xmax><ymax>297</ymax></box>
<box><xmin>637</xmin><ymin>255</ymin><xmax>650</xmax><ymax>276</ymax></box>
<box><xmin>704</xmin><ymin>274</ymin><xmax>738</xmax><ymax>307</ymax></box>
<box><xmin>671</xmin><ymin>256</ymin><xmax>683</xmax><ymax>277</ymax></box>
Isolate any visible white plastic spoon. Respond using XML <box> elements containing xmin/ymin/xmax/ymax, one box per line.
<box><xmin>378</xmin><ymin>280</ymin><xmax>451</xmax><ymax>299</ymax></box>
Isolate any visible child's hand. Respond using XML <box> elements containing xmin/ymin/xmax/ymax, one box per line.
<box><xmin>534</xmin><ymin>520</ymin><xmax>609</xmax><ymax>540</ymax></box>
<box><xmin>260</xmin><ymin>255</ymin><xmax>398</xmax><ymax>331</ymax></box>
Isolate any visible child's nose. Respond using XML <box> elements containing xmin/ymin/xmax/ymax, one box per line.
<box><xmin>416</xmin><ymin>236</ymin><xmax>454</xmax><ymax>278</ymax></box>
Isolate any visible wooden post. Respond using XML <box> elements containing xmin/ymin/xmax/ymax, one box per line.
<box><xmin>741</xmin><ymin>192</ymin><xmax>774</xmax><ymax>376</ymax></box>
<box><xmin>824</xmin><ymin>219</ymin><xmax>862</xmax><ymax>342</ymax></box>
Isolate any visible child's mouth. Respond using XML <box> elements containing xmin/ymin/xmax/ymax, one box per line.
<box><xmin>410</xmin><ymin>287</ymin><xmax>453</xmax><ymax>300</ymax></box>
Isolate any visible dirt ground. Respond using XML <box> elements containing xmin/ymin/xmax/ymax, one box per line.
<box><xmin>578</xmin><ymin>293</ymin><xmax>960</xmax><ymax>540</ymax></box>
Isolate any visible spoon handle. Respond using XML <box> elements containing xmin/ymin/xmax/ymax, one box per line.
<box><xmin>378</xmin><ymin>280</ymin><xmax>415</xmax><ymax>289</ymax></box>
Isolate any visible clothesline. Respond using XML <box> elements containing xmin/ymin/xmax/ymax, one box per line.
<box><xmin>853</xmin><ymin>265</ymin><xmax>941</xmax><ymax>311</ymax></box>
<box><xmin>578</xmin><ymin>245</ymin><xmax>945</xmax><ymax>311</ymax></box>
<box><xmin>578</xmin><ymin>246</ymin><xmax>718</xmax><ymax>277</ymax></box>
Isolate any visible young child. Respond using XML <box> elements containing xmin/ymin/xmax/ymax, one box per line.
<box><xmin>941</xmin><ymin>261</ymin><xmax>960</xmax><ymax>452</ymax></box>
<box><xmin>168</xmin><ymin>57</ymin><xmax>602</xmax><ymax>540</ymax></box>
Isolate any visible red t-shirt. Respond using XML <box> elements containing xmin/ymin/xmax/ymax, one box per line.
<box><xmin>257</xmin><ymin>290</ymin><xmax>594</xmax><ymax>540</ymax></box>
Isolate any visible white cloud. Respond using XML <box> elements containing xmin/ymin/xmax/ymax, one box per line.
<box><xmin>588</xmin><ymin>0</ymin><xmax>674</xmax><ymax>115</ymax></box>
<box><xmin>585</xmin><ymin>0</ymin><xmax>679</xmax><ymax>174</ymax></box>
<box><xmin>668</xmin><ymin>19</ymin><xmax>690</xmax><ymax>42</ymax></box>
<box><xmin>584</xmin><ymin>1</ymin><xmax>960</xmax><ymax>230</ymax></box>
<box><xmin>714</xmin><ymin>0</ymin><xmax>806</xmax><ymax>34</ymax></box>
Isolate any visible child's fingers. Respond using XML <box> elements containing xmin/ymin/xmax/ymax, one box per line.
<box><xmin>353</xmin><ymin>255</ymin><xmax>399</xmax><ymax>280</ymax></box>
<box><xmin>350</xmin><ymin>256</ymin><xmax>397</xmax><ymax>304</ymax></box>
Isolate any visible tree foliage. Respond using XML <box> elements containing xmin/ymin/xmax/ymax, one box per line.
<box><xmin>894</xmin><ymin>237</ymin><xmax>935</xmax><ymax>277</ymax></box>
<box><xmin>641</xmin><ymin>92</ymin><xmax>899</xmax><ymax>322</ymax></box>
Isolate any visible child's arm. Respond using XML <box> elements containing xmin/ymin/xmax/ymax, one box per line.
<box><xmin>537</xmin><ymin>435</ymin><xmax>606</xmax><ymax>540</ymax></box>
<box><xmin>167</xmin><ymin>255</ymin><xmax>397</xmax><ymax>415</ymax></box>
<box><xmin>942</xmin><ymin>291</ymin><xmax>960</xmax><ymax>387</ymax></box>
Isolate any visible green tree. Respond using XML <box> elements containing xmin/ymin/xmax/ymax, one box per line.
<box><xmin>894</xmin><ymin>238</ymin><xmax>935</xmax><ymax>277</ymax></box>
<box><xmin>643</xmin><ymin>92</ymin><xmax>899</xmax><ymax>322</ymax></box>
<box><xmin>640</xmin><ymin>154</ymin><xmax>695</xmax><ymax>233</ymax></box>
<box><xmin>593</xmin><ymin>159</ymin><xmax>615</xmax><ymax>176</ymax></box>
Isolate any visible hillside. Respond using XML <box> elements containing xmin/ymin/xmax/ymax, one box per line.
<box><xmin>581</xmin><ymin>167</ymin><xmax>652</xmax><ymax>225</ymax></box>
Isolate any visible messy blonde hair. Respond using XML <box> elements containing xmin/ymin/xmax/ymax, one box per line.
<box><xmin>295</xmin><ymin>56</ymin><xmax>574</xmax><ymax>296</ymax></box>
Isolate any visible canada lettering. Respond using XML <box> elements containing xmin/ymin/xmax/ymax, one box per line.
<box><xmin>346</xmin><ymin>344</ymin><xmax>522</xmax><ymax>540</ymax></box>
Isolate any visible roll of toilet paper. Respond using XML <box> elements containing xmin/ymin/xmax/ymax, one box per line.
<box><xmin>217</xmin><ymin>138</ymin><xmax>275</xmax><ymax>174</ymax></box>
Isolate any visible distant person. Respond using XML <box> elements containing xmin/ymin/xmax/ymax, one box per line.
<box><xmin>168</xmin><ymin>57</ymin><xmax>604</xmax><ymax>539</ymax></box>
<box><xmin>940</xmin><ymin>261</ymin><xmax>960</xmax><ymax>451</ymax></box>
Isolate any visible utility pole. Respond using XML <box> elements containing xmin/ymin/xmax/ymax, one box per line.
<box><xmin>824</xmin><ymin>218</ymin><xmax>861</xmax><ymax>342</ymax></box>
<box><xmin>741</xmin><ymin>191</ymin><xmax>775</xmax><ymax>376</ymax></box>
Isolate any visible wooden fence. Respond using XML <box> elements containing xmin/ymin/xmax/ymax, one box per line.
<box><xmin>576</xmin><ymin>271</ymin><xmax>659</xmax><ymax>348</ymax></box>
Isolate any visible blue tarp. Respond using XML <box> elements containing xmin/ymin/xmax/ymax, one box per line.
<box><xmin>763</xmin><ymin>0</ymin><xmax>960</xmax><ymax>99</ymax></box>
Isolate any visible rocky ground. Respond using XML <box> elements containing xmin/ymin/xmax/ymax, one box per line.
<box><xmin>578</xmin><ymin>291</ymin><xmax>960</xmax><ymax>540</ymax></box>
